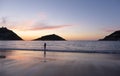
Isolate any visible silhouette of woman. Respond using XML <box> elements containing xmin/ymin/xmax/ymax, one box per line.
<box><xmin>44</xmin><ymin>43</ymin><xmax>46</xmax><ymax>56</ymax></box>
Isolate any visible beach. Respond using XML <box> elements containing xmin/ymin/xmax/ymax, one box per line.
<box><xmin>0</xmin><ymin>50</ymin><xmax>120</xmax><ymax>76</ymax></box>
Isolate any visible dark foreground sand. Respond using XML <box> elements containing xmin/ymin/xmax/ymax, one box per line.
<box><xmin>0</xmin><ymin>50</ymin><xmax>120</xmax><ymax>76</ymax></box>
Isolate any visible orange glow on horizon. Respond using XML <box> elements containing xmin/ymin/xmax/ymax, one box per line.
<box><xmin>13</xmin><ymin>30</ymin><xmax>100</xmax><ymax>41</ymax></box>
<box><xmin>12</xmin><ymin>23</ymin><xmax>103</xmax><ymax>41</ymax></box>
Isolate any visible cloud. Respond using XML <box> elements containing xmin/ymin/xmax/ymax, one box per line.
<box><xmin>28</xmin><ymin>24</ymin><xmax>72</xmax><ymax>31</ymax></box>
<box><xmin>0</xmin><ymin>12</ymin><xmax>72</xmax><ymax>31</ymax></box>
<box><xmin>0</xmin><ymin>16</ymin><xmax>72</xmax><ymax>31</ymax></box>
<box><xmin>7</xmin><ymin>20</ymin><xmax>72</xmax><ymax>31</ymax></box>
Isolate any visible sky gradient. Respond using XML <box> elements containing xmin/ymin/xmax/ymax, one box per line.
<box><xmin>0</xmin><ymin>0</ymin><xmax>120</xmax><ymax>40</ymax></box>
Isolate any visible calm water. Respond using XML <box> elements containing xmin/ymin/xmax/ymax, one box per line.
<box><xmin>0</xmin><ymin>41</ymin><xmax>120</xmax><ymax>53</ymax></box>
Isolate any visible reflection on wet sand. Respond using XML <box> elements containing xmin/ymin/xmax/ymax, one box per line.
<box><xmin>0</xmin><ymin>50</ymin><xmax>120</xmax><ymax>76</ymax></box>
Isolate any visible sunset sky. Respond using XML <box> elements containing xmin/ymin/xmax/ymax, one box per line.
<box><xmin>0</xmin><ymin>0</ymin><xmax>120</xmax><ymax>40</ymax></box>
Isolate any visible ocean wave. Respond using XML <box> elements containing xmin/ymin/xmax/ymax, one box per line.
<box><xmin>0</xmin><ymin>48</ymin><xmax>120</xmax><ymax>54</ymax></box>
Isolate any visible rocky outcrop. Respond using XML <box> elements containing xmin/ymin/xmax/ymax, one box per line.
<box><xmin>99</xmin><ymin>30</ymin><xmax>120</xmax><ymax>41</ymax></box>
<box><xmin>0</xmin><ymin>27</ymin><xmax>23</xmax><ymax>40</ymax></box>
<box><xmin>34</xmin><ymin>34</ymin><xmax>66</xmax><ymax>41</ymax></box>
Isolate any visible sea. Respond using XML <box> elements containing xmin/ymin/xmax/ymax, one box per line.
<box><xmin>0</xmin><ymin>41</ymin><xmax>120</xmax><ymax>54</ymax></box>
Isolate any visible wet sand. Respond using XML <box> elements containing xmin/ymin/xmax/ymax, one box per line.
<box><xmin>0</xmin><ymin>50</ymin><xmax>120</xmax><ymax>76</ymax></box>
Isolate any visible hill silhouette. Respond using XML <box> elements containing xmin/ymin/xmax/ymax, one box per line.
<box><xmin>34</xmin><ymin>34</ymin><xmax>66</xmax><ymax>41</ymax></box>
<box><xmin>99</xmin><ymin>30</ymin><xmax>120</xmax><ymax>41</ymax></box>
<box><xmin>0</xmin><ymin>27</ymin><xmax>23</xmax><ymax>40</ymax></box>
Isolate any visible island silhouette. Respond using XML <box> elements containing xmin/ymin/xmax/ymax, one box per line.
<box><xmin>99</xmin><ymin>30</ymin><xmax>120</xmax><ymax>41</ymax></box>
<box><xmin>0</xmin><ymin>27</ymin><xmax>23</xmax><ymax>40</ymax></box>
<box><xmin>34</xmin><ymin>34</ymin><xmax>66</xmax><ymax>41</ymax></box>
<box><xmin>0</xmin><ymin>27</ymin><xmax>66</xmax><ymax>41</ymax></box>
<box><xmin>0</xmin><ymin>27</ymin><xmax>120</xmax><ymax>41</ymax></box>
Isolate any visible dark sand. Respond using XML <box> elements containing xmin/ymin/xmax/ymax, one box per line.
<box><xmin>0</xmin><ymin>50</ymin><xmax>120</xmax><ymax>76</ymax></box>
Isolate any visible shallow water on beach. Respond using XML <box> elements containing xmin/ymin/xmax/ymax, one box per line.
<box><xmin>0</xmin><ymin>50</ymin><xmax>120</xmax><ymax>76</ymax></box>
<box><xmin>0</xmin><ymin>41</ymin><xmax>120</xmax><ymax>53</ymax></box>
